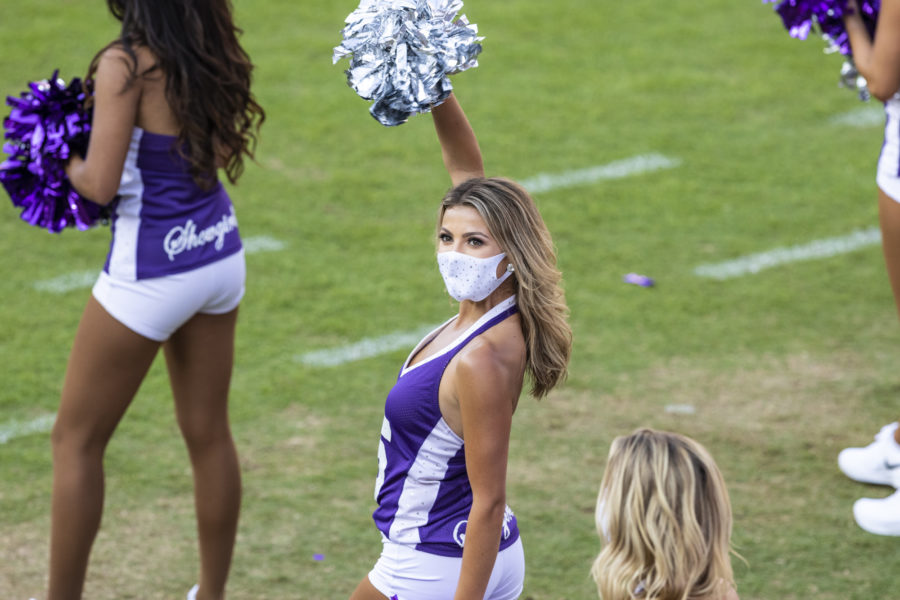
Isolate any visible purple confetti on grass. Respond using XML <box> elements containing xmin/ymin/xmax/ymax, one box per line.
<box><xmin>313</xmin><ymin>553</ymin><xmax>325</xmax><ymax>561</ymax></box>
<box><xmin>623</xmin><ymin>272</ymin><xmax>654</xmax><ymax>287</ymax></box>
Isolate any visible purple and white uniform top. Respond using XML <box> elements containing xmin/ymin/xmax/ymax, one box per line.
<box><xmin>373</xmin><ymin>295</ymin><xmax>520</xmax><ymax>558</ymax></box>
<box><xmin>104</xmin><ymin>127</ymin><xmax>242</xmax><ymax>281</ymax></box>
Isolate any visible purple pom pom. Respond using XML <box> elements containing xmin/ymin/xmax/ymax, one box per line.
<box><xmin>0</xmin><ymin>71</ymin><xmax>107</xmax><ymax>233</ymax></box>
<box><xmin>764</xmin><ymin>0</ymin><xmax>880</xmax><ymax>56</ymax></box>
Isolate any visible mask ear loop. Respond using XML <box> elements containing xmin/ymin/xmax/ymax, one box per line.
<box><xmin>496</xmin><ymin>261</ymin><xmax>514</xmax><ymax>288</ymax></box>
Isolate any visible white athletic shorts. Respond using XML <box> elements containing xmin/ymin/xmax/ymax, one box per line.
<box><xmin>91</xmin><ymin>249</ymin><xmax>245</xmax><ymax>342</ymax></box>
<box><xmin>877</xmin><ymin>96</ymin><xmax>900</xmax><ymax>203</ymax></box>
<box><xmin>367</xmin><ymin>535</ymin><xmax>524</xmax><ymax>600</ymax></box>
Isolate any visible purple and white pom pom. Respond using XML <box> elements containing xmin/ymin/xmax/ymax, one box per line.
<box><xmin>765</xmin><ymin>0</ymin><xmax>880</xmax><ymax>100</ymax></box>
<box><xmin>0</xmin><ymin>71</ymin><xmax>106</xmax><ymax>233</ymax></box>
<box><xmin>333</xmin><ymin>0</ymin><xmax>483</xmax><ymax>127</ymax></box>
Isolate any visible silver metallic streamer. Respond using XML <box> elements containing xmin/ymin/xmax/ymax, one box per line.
<box><xmin>333</xmin><ymin>0</ymin><xmax>483</xmax><ymax>126</ymax></box>
<box><xmin>838</xmin><ymin>59</ymin><xmax>871</xmax><ymax>102</ymax></box>
<box><xmin>821</xmin><ymin>33</ymin><xmax>871</xmax><ymax>101</ymax></box>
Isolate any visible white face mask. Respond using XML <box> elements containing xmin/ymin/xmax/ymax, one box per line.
<box><xmin>437</xmin><ymin>251</ymin><xmax>514</xmax><ymax>302</ymax></box>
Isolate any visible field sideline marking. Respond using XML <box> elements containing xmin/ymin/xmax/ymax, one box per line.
<box><xmin>665</xmin><ymin>404</ymin><xmax>696</xmax><ymax>415</ymax></box>
<box><xmin>243</xmin><ymin>235</ymin><xmax>286</xmax><ymax>253</ymax></box>
<box><xmin>32</xmin><ymin>235</ymin><xmax>286</xmax><ymax>294</ymax></box>
<box><xmin>295</xmin><ymin>324</ymin><xmax>440</xmax><ymax>368</ymax></box>
<box><xmin>0</xmin><ymin>413</ymin><xmax>56</xmax><ymax>445</ymax></box>
<box><xmin>519</xmin><ymin>153</ymin><xmax>681</xmax><ymax>194</ymax></box>
<box><xmin>694</xmin><ymin>227</ymin><xmax>881</xmax><ymax>280</ymax></box>
<box><xmin>829</xmin><ymin>105</ymin><xmax>883</xmax><ymax>127</ymax></box>
<box><xmin>34</xmin><ymin>271</ymin><xmax>97</xmax><ymax>294</ymax></box>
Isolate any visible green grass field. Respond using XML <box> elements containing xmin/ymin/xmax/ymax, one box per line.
<box><xmin>3</xmin><ymin>0</ymin><xmax>900</xmax><ymax>598</ymax></box>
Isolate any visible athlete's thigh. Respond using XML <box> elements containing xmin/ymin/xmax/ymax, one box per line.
<box><xmin>349</xmin><ymin>576</ymin><xmax>391</xmax><ymax>600</ymax></box>
<box><xmin>57</xmin><ymin>296</ymin><xmax>160</xmax><ymax>442</ymax></box>
<box><xmin>163</xmin><ymin>308</ymin><xmax>239</xmax><ymax>428</ymax></box>
<box><xmin>878</xmin><ymin>188</ymin><xmax>900</xmax><ymax>319</ymax></box>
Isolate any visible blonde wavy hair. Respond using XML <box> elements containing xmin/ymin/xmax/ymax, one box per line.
<box><xmin>438</xmin><ymin>177</ymin><xmax>572</xmax><ymax>399</ymax></box>
<box><xmin>592</xmin><ymin>429</ymin><xmax>737</xmax><ymax>600</ymax></box>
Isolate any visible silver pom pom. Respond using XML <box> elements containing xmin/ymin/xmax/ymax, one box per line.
<box><xmin>333</xmin><ymin>0</ymin><xmax>483</xmax><ymax>126</ymax></box>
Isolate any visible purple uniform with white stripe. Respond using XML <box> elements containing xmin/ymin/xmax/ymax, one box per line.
<box><xmin>104</xmin><ymin>127</ymin><xmax>242</xmax><ymax>281</ymax></box>
<box><xmin>372</xmin><ymin>297</ymin><xmax>520</xmax><ymax>558</ymax></box>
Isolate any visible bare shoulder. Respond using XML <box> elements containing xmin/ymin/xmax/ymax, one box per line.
<box><xmin>96</xmin><ymin>43</ymin><xmax>158</xmax><ymax>79</ymax></box>
<box><xmin>131</xmin><ymin>44</ymin><xmax>161</xmax><ymax>75</ymax></box>
<box><xmin>96</xmin><ymin>41</ymin><xmax>134</xmax><ymax>67</ymax></box>
<box><xmin>455</xmin><ymin>318</ymin><xmax>525</xmax><ymax>386</ymax></box>
<box><xmin>93</xmin><ymin>44</ymin><xmax>133</xmax><ymax>79</ymax></box>
<box><xmin>88</xmin><ymin>44</ymin><xmax>145</xmax><ymax>106</ymax></box>
<box><xmin>450</xmin><ymin>318</ymin><xmax>525</xmax><ymax>433</ymax></box>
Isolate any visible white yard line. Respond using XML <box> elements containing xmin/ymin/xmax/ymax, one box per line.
<box><xmin>243</xmin><ymin>235</ymin><xmax>286</xmax><ymax>253</ymax></box>
<box><xmin>694</xmin><ymin>227</ymin><xmax>881</xmax><ymax>280</ymax></box>
<box><xmin>694</xmin><ymin>104</ymin><xmax>886</xmax><ymax>280</ymax></box>
<box><xmin>33</xmin><ymin>270</ymin><xmax>98</xmax><ymax>294</ymax></box>
<box><xmin>519</xmin><ymin>154</ymin><xmax>681</xmax><ymax>194</ymax></box>
<box><xmin>829</xmin><ymin>105</ymin><xmax>884</xmax><ymax>127</ymax></box>
<box><xmin>665</xmin><ymin>404</ymin><xmax>696</xmax><ymax>415</ymax></box>
<box><xmin>295</xmin><ymin>324</ymin><xmax>439</xmax><ymax>368</ymax></box>
<box><xmin>0</xmin><ymin>413</ymin><xmax>56</xmax><ymax>444</ymax></box>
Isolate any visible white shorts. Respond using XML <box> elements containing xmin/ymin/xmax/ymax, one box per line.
<box><xmin>92</xmin><ymin>249</ymin><xmax>245</xmax><ymax>342</ymax></box>
<box><xmin>367</xmin><ymin>536</ymin><xmax>524</xmax><ymax>600</ymax></box>
<box><xmin>877</xmin><ymin>96</ymin><xmax>900</xmax><ymax>202</ymax></box>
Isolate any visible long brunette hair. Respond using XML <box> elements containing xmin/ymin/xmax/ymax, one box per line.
<box><xmin>439</xmin><ymin>177</ymin><xmax>572</xmax><ymax>399</ymax></box>
<box><xmin>90</xmin><ymin>0</ymin><xmax>264</xmax><ymax>187</ymax></box>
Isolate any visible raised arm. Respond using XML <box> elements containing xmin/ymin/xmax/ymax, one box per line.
<box><xmin>846</xmin><ymin>0</ymin><xmax>900</xmax><ymax>101</ymax></box>
<box><xmin>432</xmin><ymin>93</ymin><xmax>485</xmax><ymax>187</ymax></box>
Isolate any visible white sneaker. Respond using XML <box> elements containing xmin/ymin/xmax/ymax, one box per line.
<box><xmin>853</xmin><ymin>489</ymin><xmax>900</xmax><ymax>536</ymax></box>
<box><xmin>838</xmin><ymin>422</ymin><xmax>900</xmax><ymax>487</ymax></box>
<box><xmin>187</xmin><ymin>585</ymin><xmax>199</xmax><ymax>600</ymax></box>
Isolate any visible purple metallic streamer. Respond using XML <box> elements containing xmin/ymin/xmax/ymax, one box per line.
<box><xmin>333</xmin><ymin>0</ymin><xmax>483</xmax><ymax>126</ymax></box>
<box><xmin>0</xmin><ymin>71</ymin><xmax>107</xmax><ymax>233</ymax></box>
<box><xmin>764</xmin><ymin>0</ymin><xmax>880</xmax><ymax>56</ymax></box>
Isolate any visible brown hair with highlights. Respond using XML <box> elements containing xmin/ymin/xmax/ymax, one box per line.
<box><xmin>439</xmin><ymin>177</ymin><xmax>572</xmax><ymax>399</ymax></box>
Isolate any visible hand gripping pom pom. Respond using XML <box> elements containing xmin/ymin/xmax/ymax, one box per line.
<box><xmin>333</xmin><ymin>0</ymin><xmax>483</xmax><ymax>126</ymax></box>
<box><xmin>764</xmin><ymin>0</ymin><xmax>880</xmax><ymax>100</ymax></box>
<box><xmin>0</xmin><ymin>71</ymin><xmax>107</xmax><ymax>233</ymax></box>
